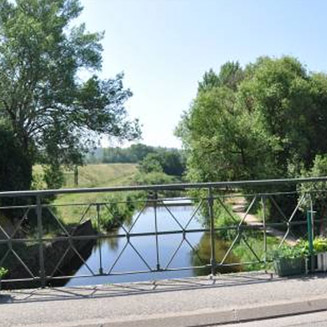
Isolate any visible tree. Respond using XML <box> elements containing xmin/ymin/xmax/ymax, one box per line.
<box><xmin>155</xmin><ymin>148</ymin><xmax>186</xmax><ymax>176</ymax></box>
<box><xmin>198</xmin><ymin>62</ymin><xmax>244</xmax><ymax>92</ymax></box>
<box><xmin>0</xmin><ymin>128</ymin><xmax>31</xmax><ymax>194</ymax></box>
<box><xmin>139</xmin><ymin>153</ymin><xmax>163</xmax><ymax>174</ymax></box>
<box><xmin>0</xmin><ymin>0</ymin><xmax>140</xmax><ymax>190</ymax></box>
<box><xmin>178</xmin><ymin>56</ymin><xmax>327</xmax><ymax>183</ymax></box>
<box><xmin>138</xmin><ymin>150</ymin><xmax>186</xmax><ymax>176</ymax></box>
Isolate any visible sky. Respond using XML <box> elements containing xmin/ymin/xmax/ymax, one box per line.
<box><xmin>79</xmin><ymin>0</ymin><xmax>327</xmax><ymax>149</ymax></box>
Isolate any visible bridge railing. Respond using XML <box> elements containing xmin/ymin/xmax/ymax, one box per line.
<box><xmin>0</xmin><ymin>176</ymin><xmax>326</xmax><ymax>289</ymax></box>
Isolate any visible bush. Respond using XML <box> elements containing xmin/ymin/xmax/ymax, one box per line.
<box><xmin>0</xmin><ymin>267</ymin><xmax>8</xmax><ymax>279</ymax></box>
<box><xmin>294</xmin><ymin>237</ymin><xmax>327</xmax><ymax>255</ymax></box>
<box><xmin>273</xmin><ymin>243</ymin><xmax>308</xmax><ymax>260</ymax></box>
<box><xmin>133</xmin><ymin>171</ymin><xmax>178</xmax><ymax>186</ymax></box>
<box><xmin>214</xmin><ymin>202</ymin><xmax>240</xmax><ymax>241</ymax></box>
<box><xmin>98</xmin><ymin>194</ymin><xmax>137</xmax><ymax>231</ymax></box>
<box><xmin>313</xmin><ymin>237</ymin><xmax>327</xmax><ymax>253</ymax></box>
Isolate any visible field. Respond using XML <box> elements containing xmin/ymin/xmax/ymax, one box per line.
<box><xmin>63</xmin><ymin>163</ymin><xmax>138</xmax><ymax>188</ymax></box>
<box><xmin>37</xmin><ymin>163</ymin><xmax>139</xmax><ymax>225</ymax></box>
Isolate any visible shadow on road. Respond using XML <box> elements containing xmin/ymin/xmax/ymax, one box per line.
<box><xmin>2</xmin><ymin>271</ymin><xmax>326</xmax><ymax>306</ymax></box>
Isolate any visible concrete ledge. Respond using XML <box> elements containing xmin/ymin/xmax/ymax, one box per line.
<box><xmin>18</xmin><ymin>295</ymin><xmax>327</xmax><ymax>327</ymax></box>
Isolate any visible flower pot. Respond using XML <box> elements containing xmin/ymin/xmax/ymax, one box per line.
<box><xmin>307</xmin><ymin>252</ymin><xmax>327</xmax><ymax>272</ymax></box>
<box><xmin>317</xmin><ymin>252</ymin><xmax>327</xmax><ymax>271</ymax></box>
<box><xmin>274</xmin><ymin>257</ymin><xmax>306</xmax><ymax>277</ymax></box>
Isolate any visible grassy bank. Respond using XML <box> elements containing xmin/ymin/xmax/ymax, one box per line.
<box><xmin>46</xmin><ymin>163</ymin><xmax>138</xmax><ymax>226</ymax></box>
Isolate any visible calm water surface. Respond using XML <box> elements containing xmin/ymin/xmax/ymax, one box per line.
<box><xmin>66</xmin><ymin>205</ymin><xmax>238</xmax><ymax>287</ymax></box>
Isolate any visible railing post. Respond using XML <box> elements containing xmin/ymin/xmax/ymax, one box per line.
<box><xmin>36</xmin><ymin>195</ymin><xmax>46</xmax><ymax>288</ymax></box>
<box><xmin>96</xmin><ymin>203</ymin><xmax>103</xmax><ymax>275</ymax></box>
<box><xmin>154</xmin><ymin>191</ymin><xmax>160</xmax><ymax>271</ymax></box>
<box><xmin>208</xmin><ymin>187</ymin><xmax>216</xmax><ymax>277</ymax></box>
<box><xmin>261</xmin><ymin>195</ymin><xmax>267</xmax><ymax>266</ymax></box>
<box><xmin>307</xmin><ymin>194</ymin><xmax>315</xmax><ymax>273</ymax></box>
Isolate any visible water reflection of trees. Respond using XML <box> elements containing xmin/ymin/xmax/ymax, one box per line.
<box><xmin>98</xmin><ymin>202</ymin><xmax>140</xmax><ymax>251</ymax></box>
<box><xmin>102</xmin><ymin>228</ymin><xmax>120</xmax><ymax>250</ymax></box>
<box><xmin>192</xmin><ymin>232</ymin><xmax>242</xmax><ymax>276</ymax></box>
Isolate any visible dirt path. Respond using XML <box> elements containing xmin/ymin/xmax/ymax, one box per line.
<box><xmin>230</xmin><ymin>197</ymin><xmax>297</xmax><ymax>246</ymax></box>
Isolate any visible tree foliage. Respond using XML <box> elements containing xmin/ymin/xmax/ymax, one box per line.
<box><xmin>177</xmin><ymin>56</ymin><xmax>327</xmax><ymax>184</ymax></box>
<box><xmin>138</xmin><ymin>150</ymin><xmax>186</xmax><ymax>176</ymax></box>
<box><xmin>0</xmin><ymin>0</ymin><xmax>140</xmax><ymax>190</ymax></box>
<box><xmin>92</xmin><ymin>143</ymin><xmax>186</xmax><ymax>177</ymax></box>
<box><xmin>0</xmin><ymin>128</ymin><xmax>31</xmax><ymax>193</ymax></box>
<box><xmin>100</xmin><ymin>144</ymin><xmax>156</xmax><ymax>164</ymax></box>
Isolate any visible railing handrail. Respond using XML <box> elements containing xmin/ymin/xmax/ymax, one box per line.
<box><xmin>0</xmin><ymin>176</ymin><xmax>326</xmax><ymax>198</ymax></box>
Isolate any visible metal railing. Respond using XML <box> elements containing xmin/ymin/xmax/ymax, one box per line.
<box><xmin>0</xmin><ymin>176</ymin><xmax>326</xmax><ymax>289</ymax></box>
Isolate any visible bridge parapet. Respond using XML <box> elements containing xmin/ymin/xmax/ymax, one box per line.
<box><xmin>0</xmin><ymin>176</ymin><xmax>326</xmax><ymax>289</ymax></box>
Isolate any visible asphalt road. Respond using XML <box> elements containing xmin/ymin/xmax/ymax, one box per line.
<box><xmin>220</xmin><ymin>310</ymin><xmax>327</xmax><ymax>327</ymax></box>
<box><xmin>2</xmin><ymin>273</ymin><xmax>327</xmax><ymax>327</ymax></box>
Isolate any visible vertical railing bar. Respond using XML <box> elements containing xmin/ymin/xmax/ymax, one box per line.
<box><xmin>37</xmin><ymin>195</ymin><xmax>46</xmax><ymax>288</ymax></box>
<box><xmin>261</xmin><ymin>195</ymin><xmax>267</xmax><ymax>265</ymax></box>
<box><xmin>154</xmin><ymin>191</ymin><xmax>160</xmax><ymax>271</ymax></box>
<box><xmin>309</xmin><ymin>193</ymin><xmax>315</xmax><ymax>273</ymax></box>
<box><xmin>208</xmin><ymin>187</ymin><xmax>216</xmax><ymax>276</ymax></box>
<box><xmin>310</xmin><ymin>193</ymin><xmax>314</xmax><ymax>240</ymax></box>
<box><xmin>96</xmin><ymin>203</ymin><xmax>103</xmax><ymax>275</ymax></box>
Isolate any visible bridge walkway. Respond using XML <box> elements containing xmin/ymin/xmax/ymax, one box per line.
<box><xmin>1</xmin><ymin>272</ymin><xmax>327</xmax><ymax>327</ymax></box>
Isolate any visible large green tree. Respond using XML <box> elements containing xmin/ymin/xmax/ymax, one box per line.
<box><xmin>0</xmin><ymin>0</ymin><xmax>140</xmax><ymax>190</ymax></box>
<box><xmin>177</xmin><ymin>56</ymin><xmax>327</xmax><ymax>183</ymax></box>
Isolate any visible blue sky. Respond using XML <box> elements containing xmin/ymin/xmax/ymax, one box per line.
<box><xmin>79</xmin><ymin>0</ymin><xmax>327</xmax><ymax>148</ymax></box>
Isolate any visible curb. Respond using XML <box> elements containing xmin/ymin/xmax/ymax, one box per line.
<box><xmin>20</xmin><ymin>295</ymin><xmax>327</xmax><ymax>327</ymax></box>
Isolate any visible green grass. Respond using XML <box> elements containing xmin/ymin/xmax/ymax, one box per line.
<box><xmin>46</xmin><ymin>163</ymin><xmax>138</xmax><ymax>226</ymax></box>
<box><xmin>213</xmin><ymin>199</ymin><xmax>281</xmax><ymax>272</ymax></box>
<box><xmin>34</xmin><ymin>163</ymin><xmax>138</xmax><ymax>189</ymax></box>
<box><xmin>233</xmin><ymin>233</ymin><xmax>280</xmax><ymax>271</ymax></box>
<box><xmin>63</xmin><ymin>163</ymin><xmax>138</xmax><ymax>188</ymax></box>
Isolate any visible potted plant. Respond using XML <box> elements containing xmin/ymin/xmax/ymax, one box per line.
<box><xmin>273</xmin><ymin>244</ymin><xmax>307</xmax><ymax>277</ymax></box>
<box><xmin>292</xmin><ymin>238</ymin><xmax>327</xmax><ymax>272</ymax></box>
<box><xmin>0</xmin><ymin>267</ymin><xmax>8</xmax><ymax>291</ymax></box>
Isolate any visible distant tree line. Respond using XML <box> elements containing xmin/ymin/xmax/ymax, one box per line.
<box><xmin>87</xmin><ymin>144</ymin><xmax>186</xmax><ymax>177</ymax></box>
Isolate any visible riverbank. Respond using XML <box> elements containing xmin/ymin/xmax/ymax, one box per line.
<box><xmin>231</xmin><ymin>196</ymin><xmax>298</xmax><ymax>246</ymax></box>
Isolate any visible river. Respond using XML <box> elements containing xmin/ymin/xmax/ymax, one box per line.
<box><xmin>66</xmin><ymin>204</ymin><xmax>240</xmax><ymax>287</ymax></box>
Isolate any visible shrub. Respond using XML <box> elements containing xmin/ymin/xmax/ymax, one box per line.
<box><xmin>0</xmin><ymin>267</ymin><xmax>8</xmax><ymax>279</ymax></box>
<box><xmin>313</xmin><ymin>237</ymin><xmax>327</xmax><ymax>253</ymax></box>
<box><xmin>294</xmin><ymin>237</ymin><xmax>327</xmax><ymax>255</ymax></box>
<box><xmin>98</xmin><ymin>194</ymin><xmax>137</xmax><ymax>231</ymax></box>
<box><xmin>273</xmin><ymin>243</ymin><xmax>308</xmax><ymax>260</ymax></box>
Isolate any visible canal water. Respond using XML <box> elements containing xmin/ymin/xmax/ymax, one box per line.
<box><xmin>66</xmin><ymin>205</ymin><xmax>239</xmax><ymax>287</ymax></box>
